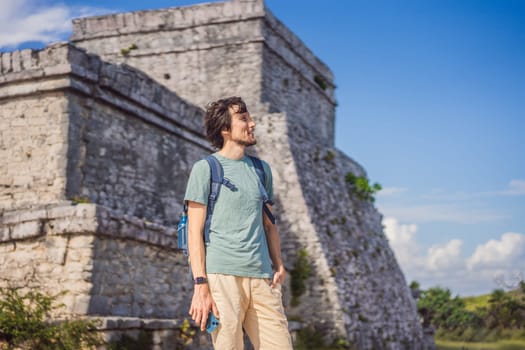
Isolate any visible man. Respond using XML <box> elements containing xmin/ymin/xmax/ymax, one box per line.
<box><xmin>184</xmin><ymin>96</ymin><xmax>293</xmax><ymax>349</ymax></box>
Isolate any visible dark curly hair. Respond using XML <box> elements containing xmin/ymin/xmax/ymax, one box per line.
<box><xmin>204</xmin><ymin>96</ymin><xmax>247</xmax><ymax>149</ymax></box>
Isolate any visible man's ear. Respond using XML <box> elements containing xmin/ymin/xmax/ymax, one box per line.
<box><xmin>221</xmin><ymin>127</ymin><xmax>230</xmax><ymax>139</ymax></box>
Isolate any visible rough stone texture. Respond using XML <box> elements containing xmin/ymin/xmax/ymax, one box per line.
<box><xmin>254</xmin><ymin>114</ymin><xmax>424</xmax><ymax>348</ymax></box>
<box><xmin>0</xmin><ymin>203</ymin><xmax>184</xmax><ymax>314</ymax></box>
<box><xmin>0</xmin><ymin>42</ymin><xmax>213</xmax><ymax>348</ymax></box>
<box><xmin>0</xmin><ymin>91</ymin><xmax>69</xmax><ymax>210</ymax></box>
<box><xmin>70</xmin><ymin>0</ymin><xmax>335</xmax><ymax>146</ymax></box>
<box><xmin>70</xmin><ymin>2</ymin><xmax>268</xmax><ymax>118</ymax></box>
<box><xmin>94</xmin><ymin>317</ymin><xmax>210</xmax><ymax>350</ymax></box>
<box><xmin>0</xmin><ymin>0</ymin><xmax>432</xmax><ymax>348</ymax></box>
<box><xmin>1</xmin><ymin>43</ymin><xmax>210</xmax><ymax>225</ymax></box>
<box><xmin>0</xmin><ymin>203</ymin><xmax>209</xmax><ymax>348</ymax></box>
<box><xmin>260</xmin><ymin>11</ymin><xmax>335</xmax><ymax>146</ymax></box>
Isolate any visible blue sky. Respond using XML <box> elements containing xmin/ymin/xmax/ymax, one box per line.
<box><xmin>2</xmin><ymin>0</ymin><xmax>523</xmax><ymax>296</ymax></box>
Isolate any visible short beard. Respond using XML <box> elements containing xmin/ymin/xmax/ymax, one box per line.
<box><xmin>234</xmin><ymin>139</ymin><xmax>257</xmax><ymax>147</ymax></box>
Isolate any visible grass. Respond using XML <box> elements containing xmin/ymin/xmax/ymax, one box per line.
<box><xmin>462</xmin><ymin>287</ymin><xmax>524</xmax><ymax>312</ymax></box>
<box><xmin>436</xmin><ymin>339</ymin><xmax>525</xmax><ymax>350</ymax></box>
<box><xmin>463</xmin><ymin>294</ymin><xmax>492</xmax><ymax>312</ymax></box>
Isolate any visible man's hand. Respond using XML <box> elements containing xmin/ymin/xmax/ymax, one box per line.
<box><xmin>189</xmin><ymin>284</ymin><xmax>220</xmax><ymax>331</ymax></box>
<box><xmin>262</xmin><ymin>204</ymin><xmax>287</xmax><ymax>289</ymax></box>
<box><xmin>271</xmin><ymin>265</ymin><xmax>286</xmax><ymax>288</ymax></box>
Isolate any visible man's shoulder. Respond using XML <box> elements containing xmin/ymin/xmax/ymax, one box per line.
<box><xmin>190</xmin><ymin>158</ymin><xmax>211</xmax><ymax>176</ymax></box>
<box><xmin>194</xmin><ymin>157</ymin><xmax>209</xmax><ymax>167</ymax></box>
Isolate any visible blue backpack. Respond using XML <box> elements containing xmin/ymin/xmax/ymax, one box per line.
<box><xmin>178</xmin><ymin>155</ymin><xmax>276</xmax><ymax>256</ymax></box>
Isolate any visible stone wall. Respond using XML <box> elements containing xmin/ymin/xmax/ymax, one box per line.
<box><xmin>0</xmin><ymin>92</ymin><xmax>69</xmax><ymax>210</ymax></box>
<box><xmin>0</xmin><ymin>43</ymin><xmax>210</xmax><ymax>224</ymax></box>
<box><xmin>70</xmin><ymin>1</ymin><xmax>267</xmax><ymax>115</ymax></box>
<box><xmin>255</xmin><ymin>114</ymin><xmax>425</xmax><ymax>348</ymax></box>
<box><xmin>0</xmin><ymin>43</ymin><xmax>211</xmax><ymax>346</ymax></box>
<box><xmin>0</xmin><ymin>46</ymin><xmax>75</xmax><ymax>210</ymax></box>
<box><xmin>0</xmin><ymin>203</ymin><xmax>208</xmax><ymax>349</ymax></box>
<box><xmin>249</xmin><ymin>113</ymin><xmax>346</xmax><ymax>339</ymax></box>
<box><xmin>0</xmin><ymin>1</ymin><xmax>430</xmax><ymax>348</ymax></box>
<box><xmin>70</xmin><ymin>0</ymin><xmax>335</xmax><ymax>146</ymax></box>
<box><xmin>260</xmin><ymin>10</ymin><xmax>336</xmax><ymax>146</ymax></box>
<box><xmin>293</xmin><ymin>139</ymin><xmax>422</xmax><ymax>349</ymax></box>
<box><xmin>0</xmin><ymin>203</ymin><xmax>186</xmax><ymax>317</ymax></box>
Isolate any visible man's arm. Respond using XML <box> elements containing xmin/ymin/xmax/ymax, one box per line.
<box><xmin>262</xmin><ymin>204</ymin><xmax>286</xmax><ymax>287</ymax></box>
<box><xmin>187</xmin><ymin>201</ymin><xmax>219</xmax><ymax>330</ymax></box>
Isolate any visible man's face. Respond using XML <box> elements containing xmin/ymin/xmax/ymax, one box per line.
<box><xmin>226</xmin><ymin>104</ymin><xmax>257</xmax><ymax>147</ymax></box>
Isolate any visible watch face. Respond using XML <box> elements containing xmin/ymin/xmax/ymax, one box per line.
<box><xmin>195</xmin><ymin>277</ymin><xmax>207</xmax><ymax>284</ymax></box>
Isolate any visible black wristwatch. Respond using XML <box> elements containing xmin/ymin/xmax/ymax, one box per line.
<box><xmin>194</xmin><ymin>276</ymin><xmax>208</xmax><ymax>285</ymax></box>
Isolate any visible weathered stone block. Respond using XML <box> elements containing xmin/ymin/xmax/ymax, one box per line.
<box><xmin>0</xmin><ymin>226</ymin><xmax>10</xmax><ymax>241</ymax></box>
<box><xmin>69</xmin><ymin>235</ymin><xmax>95</xmax><ymax>248</ymax></box>
<box><xmin>47</xmin><ymin>205</ymin><xmax>78</xmax><ymax>219</ymax></box>
<box><xmin>18</xmin><ymin>209</ymin><xmax>47</xmax><ymax>222</ymax></box>
<box><xmin>47</xmin><ymin>245</ymin><xmax>67</xmax><ymax>265</ymax></box>
<box><xmin>73</xmin><ymin>295</ymin><xmax>91</xmax><ymax>314</ymax></box>
<box><xmin>11</xmin><ymin>220</ymin><xmax>41</xmax><ymax>239</ymax></box>
<box><xmin>112</xmin><ymin>304</ymin><xmax>131</xmax><ymax>316</ymax></box>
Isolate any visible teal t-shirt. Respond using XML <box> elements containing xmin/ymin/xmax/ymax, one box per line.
<box><xmin>183</xmin><ymin>153</ymin><xmax>273</xmax><ymax>278</ymax></box>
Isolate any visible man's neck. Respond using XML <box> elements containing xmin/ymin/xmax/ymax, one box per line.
<box><xmin>217</xmin><ymin>142</ymin><xmax>246</xmax><ymax>160</ymax></box>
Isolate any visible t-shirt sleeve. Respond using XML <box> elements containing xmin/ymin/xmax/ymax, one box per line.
<box><xmin>261</xmin><ymin>160</ymin><xmax>274</xmax><ymax>202</ymax></box>
<box><xmin>184</xmin><ymin>159</ymin><xmax>210</xmax><ymax>205</ymax></box>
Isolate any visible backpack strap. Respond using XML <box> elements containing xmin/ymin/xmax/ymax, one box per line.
<box><xmin>248</xmin><ymin>156</ymin><xmax>276</xmax><ymax>225</ymax></box>
<box><xmin>204</xmin><ymin>155</ymin><xmax>237</xmax><ymax>243</ymax></box>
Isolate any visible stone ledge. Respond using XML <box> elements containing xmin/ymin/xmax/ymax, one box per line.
<box><xmin>68</xmin><ymin>5</ymin><xmax>334</xmax><ymax>99</ymax></box>
<box><xmin>70</xmin><ymin>1</ymin><xmax>265</xmax><ymax>41</ymax></box>
<box><xmin>89</xmin><ymin>316</ymin><xmax>186</xmax><ymax>330</ymax></box>
<box><xmin>0</xmin><ymin>44</ymin><xmax>211</xmax><ymax>151</ymax></box>
<box><xmin>0</xmin><ymin>203</ymin><xmax>179</xmax><ymax>250</ymax></box>
<box><xmin>69</xmin><ymin>0</ymin><xmax>333</xmax><ymax>83</ymax></box>
<box><xmin>88</xmin><ymin>316</ymin><xmax>304</xmax><ymax>333</ymax></box>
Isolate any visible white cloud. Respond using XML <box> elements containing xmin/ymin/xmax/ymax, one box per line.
<box><xmin>467</xmin><ymin>232</ymin><xmax>525</xmax><ymax>270</ymax></box>
<box><xmin>426</xmin><ymin>239</ymin><xmax>463</xmax><ymax>271</ymax></box>
<box><xmin>0</xmin><ymin>0</ymin><xmax>110</xmax><ymax>49</ymax></box>
<box><xmin>384</xmin><ymin>217</ymin><xmax>463</xmax><ymax>273</ymax></box>
<box><xmin>499</xmin><ymin>179</ymin><xmax>525</xmax><ymax>196</ymax></box>
<box><xmin>379</xmin><ymin>204</ymin><xmax>507</xmax><ymax>224</ymax></box>
<box><xmin>377</xmin><ymin>187</ymin><xmax>407</xmax><ymax>197</ymax></box>
<box><xmin>383</xmin><ymin>217</ymin><xmax>419</xmax><ymax>267</ymax></box>
<box><xmin>383</xmin><ymin>216</ymin><xmax>525</xmax><ymax>295</ymax></box>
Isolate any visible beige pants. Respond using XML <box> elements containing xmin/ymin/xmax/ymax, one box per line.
<box><xmin>207</xmin><ymin>273</ymin><xmax>293</xmax><ymax>350</ymax></box>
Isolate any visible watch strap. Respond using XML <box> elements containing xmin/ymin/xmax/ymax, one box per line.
<box><xmin>194</xmin><ymin>276</ymin><xmax>208</xmax><ymax>285</ymax></box>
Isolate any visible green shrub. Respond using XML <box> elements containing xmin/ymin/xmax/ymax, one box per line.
<box><xmin>71</xmin><ymin>195</ymin><xmax>90</xmax><ymax>204</ymax></box>
<box><xmin>314</xmin><ymin>75</ymin><xmax>328</xmax><ymax>90</ymax></box>
<box><xmin>179</xmin><ymin>318</ymin><xmax>196</xmax><ymax>346</ymax></box>
<box><xmin>420</xmin><ymin>284</ymin><xmax>525</xmax><ymax>343</ymax></box>
<box><xmin>0</xmin><ymin>286</ymin><xmax>102</xmax><ymax>350</ymax></box>
<box><xmin>295</xmin><ymin>326</ymin><xmax>353</xmax><ymax>350</ymax></box>
<box><xmin>290</xmin><ymin>249</ymin><xmax>312</xmax><ymax>306</ymax></box>
<box><xmin>120</xmin><ymin>43</ymin><xmax>138</xmax><ymax>56</ymax></box>
<box><xmin>344</xmin><ymin>172</ymin><xmax>381</xmax><ymax>202</ymax></box>
<box><xmin>409</xmin><ymin>281</ymin><xmax>420</xmax><ymax>290</ymax></box>
<box><xmin>323</xmin><ymin>150</ymin><xmax>335</xmax><ymax>162</ymax></box>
